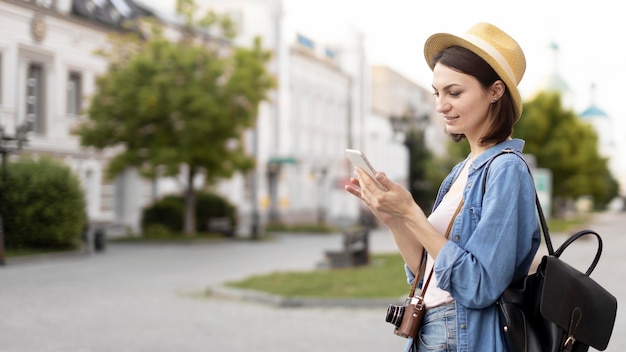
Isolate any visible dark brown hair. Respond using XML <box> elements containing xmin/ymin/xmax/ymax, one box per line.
<box><xmin>431</xmin><ymin>46</ymin><xmax>515</xmax><ymax>145</ymax></box>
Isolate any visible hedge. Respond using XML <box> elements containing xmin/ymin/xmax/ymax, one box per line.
<box><xmin>0</xmin><ymin>156</ymin><xmax>86</xmax><ymax>250</ymax></box>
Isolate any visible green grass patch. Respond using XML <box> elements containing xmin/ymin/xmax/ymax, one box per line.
<box><xmin>223</xmin><ymin>214</ymin><xmax>594</xmax><ymax>300</ymax></box>
<box><xmin>111</xmin><ymin>231</ymin><xmax>227</xmax><ymax>242</ymax></box>
<box><xmin>225</xmin><ymin>253</ymin><xmax>408</xmax><ymax>298</ymax></box>
<box><xmin>264</xmin><ymin>222</ymin><xmax>338</xmax><ymax>233</ymax></box>
<box><xmin>547</xmin><ymin>214</ymin><xmax>592</xmax><ymax>233</ymax></box>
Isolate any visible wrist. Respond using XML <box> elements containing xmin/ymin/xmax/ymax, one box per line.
<box><xmin>385</xmin><ymin>202</ymin><xmax>423</xmax><ymax>228</ymax></box>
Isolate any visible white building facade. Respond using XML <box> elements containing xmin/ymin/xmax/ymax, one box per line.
<box><xmin>0</xmin><ymin>0</ymin><xmax>156</xmax><ymax>234</ymax></box>
<box><xmin>1</xmin><ymin>0</ymin><xmax>442</xmax><ymax>237</ymax></box>
<box><xmin>196</xmin><ymin>0</ymin><xmax>370</xmax><ymax>231</ymax></box>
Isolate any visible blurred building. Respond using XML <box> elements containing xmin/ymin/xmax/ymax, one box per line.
<box><xmin>192</xmin><ymin>0</ymin><xmax>443</xmax><ymax>232</ymax></box>
<box><xmin>189</xmin><ymin>0</ymin><xmax>369</xmax><ymax>230</ymax></box>
<box><xmin>370</xmin><ymin>65</ymin><xmax>446</xmax><ymax>159</ymax></box>
<box><xmin>579</xmin><ymin>84</ymin><xmax>626</xmax><ymax>199</ymax></box>
<box><xmin>0</xmin><ymin>0</ymin><xmax>440</xmax><ymax>236</ymax></box>
<box><xmin>0</xmin><ymin>0</ymin><xmax>157</xmax><ymax>234</ymax></box>
<box><xmin>539</xmin><ymin>42</ymin><xmax>626</xmax><ymax>201</ymax></box>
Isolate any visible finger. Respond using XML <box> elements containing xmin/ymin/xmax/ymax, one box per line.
<box><xmin>344</xmin><ymin>184</ymin><xmax>362</xmax><ymax>198</ymax></box>
<box><xmin>375</xmin><ymin>172</ymin><xmax>392</xmax><ymax>189</ymax></box>
<box><xmin>355</xmin><ymin>167</ymin><xmax>377</xmax><ymax>192</ymax></box>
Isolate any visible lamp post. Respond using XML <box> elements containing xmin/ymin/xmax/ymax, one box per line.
<box><xmin>0</xmin><ymin>120</ymin><xmax>31</xmax><ymax>265</ymax></box>
<box><xmin>311</xmin><ymin>164</ymin><xmax>328</xmax><ymax>225</ymax></box>
<box><xmin>389</xmin><ymin>111</ymin><xmax>431</xmax><ymax>208</ymax></box>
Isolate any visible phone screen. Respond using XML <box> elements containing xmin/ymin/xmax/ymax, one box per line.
<box><xmin>345</xmin><ymin>149</ymin><xmax>385</xmax><ymax>190</ymax></box>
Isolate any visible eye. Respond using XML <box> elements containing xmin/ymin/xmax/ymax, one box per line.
<box><xmin>432</xmin><ymin>92</ymin><xmax>439</xmax><ymax>98</ymax></box>
<box><xmin>449</xmin><ymin>91</ymin><xmax>461</xmax><ymax>97</ymax></box>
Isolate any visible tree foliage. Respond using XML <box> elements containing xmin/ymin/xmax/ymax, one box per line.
<box><xmin>141</xmin><ymin>191</ymin><xmax>236</xmax><ymax>235</ymax></box>
<box><xmin>442</xmin><ymin>91</ymin><xmax>618</xmax><ymax>214</ymax></box>
<box><xmin>76</xmin><ymin>0</ymin><xmax>276</xmax><ymax>235</ymax></box>
<box><xmin>406</xmin><ymin>129</ymin><xmax>441</xmax><ymax>212</ymax></box>
<box><xmin>513</xmin><ymin>91</ymin><xmax>618</xmax><ymax>211</ymax></box>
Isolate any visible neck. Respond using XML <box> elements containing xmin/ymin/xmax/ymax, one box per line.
<box><xmin>468</xmin><ymin>136</ymin><xmax>512</xmax><ymax>157</ymax></box>
<box><xmin>467</xmin><ymin>138</ymin><xmax>490</xmax><ymax>159</ymax></box>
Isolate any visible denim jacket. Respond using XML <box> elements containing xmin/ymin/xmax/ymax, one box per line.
<box><xmin>404</xmin><ymin>139</ymin><xmax>541</xmax><ymax>351</ymax></box>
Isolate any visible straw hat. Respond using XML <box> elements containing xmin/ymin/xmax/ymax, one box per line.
<box><xmin>423</xmin><ymin>22</ymin><xmax>526</xmax><ymax>121</ymax></box>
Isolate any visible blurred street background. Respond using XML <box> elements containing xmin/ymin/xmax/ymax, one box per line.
<box><xmin>1</xmin><ymin>210</ymin><xmax>624</xmax><ymax>352</ymax></box>
<box><xmin>1</xmin><ymin>1</ymin><xmax>625</xmax><ymax>351</ymax></box>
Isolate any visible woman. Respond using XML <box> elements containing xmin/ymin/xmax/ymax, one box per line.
<box><xmin>345</xmin><ymin>23</ymin><xmax>541</xmax><ymax>351</ymax></box>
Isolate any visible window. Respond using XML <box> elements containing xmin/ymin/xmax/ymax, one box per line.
<box><xmin>67</xmin><ymin>71</ymin><xmax>82</xmax><ymax>115</ymax></box>
<box><xmin>26</xmin><ymin>63</ymin><xmax>46</xmax><ymax>134</ymax></box>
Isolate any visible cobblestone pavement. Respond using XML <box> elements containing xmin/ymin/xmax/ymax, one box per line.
<box><xmin>0</xmin><ymin>211</ymin><xmax>624</xmax><ymax>352</ymax></box>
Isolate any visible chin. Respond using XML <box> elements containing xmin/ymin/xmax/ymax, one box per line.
<box><xmin>445</xmin><ymin>127</ymin><xmax>461</xmax><ymax>135</ymax></box>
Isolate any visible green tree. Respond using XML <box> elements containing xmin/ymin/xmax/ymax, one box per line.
<box><xmin>76</xmin><ymin>0</ymin><xmax>276</xmax><ymax>235</ymax></box>
<box><xmin>442</xmin><ymin>91</ymin><xmax>618</xmax><ymax>214</ymax></box>
<box><xmin>2</xmin><ymin>157</ymin><xmax>86</xmax><ymax>250</ymax></box>
<box><xmin>446</xmin><ymin>136</ymin><xmax>470</xmax><ymax>162</ymax></box>
<box><xmin>405</xmin><ymin>129</ymin><xmax>439</xmax><ymax>212</ymax></box>
<box><xmin>514</xmin><ymin>91</ymin><xmax>618</xmax><ymax>213</ymax></box>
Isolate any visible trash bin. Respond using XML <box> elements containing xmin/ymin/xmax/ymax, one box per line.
<box><xmin>94</xmin><ymin>229</ymin><xmax>106</xmax><ymax>252</ymax></box>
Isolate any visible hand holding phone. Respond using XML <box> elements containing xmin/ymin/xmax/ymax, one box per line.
<box><xmin>345</xmin><ymin>149</ymin><xmax>386</xmax><ymax>190</ymax></box>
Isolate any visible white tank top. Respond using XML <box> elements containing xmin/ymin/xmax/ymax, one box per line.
<box><xmin>421</xmin><ymin>191</ymin><xmax>463</xmax><ymax>308</ymax></box>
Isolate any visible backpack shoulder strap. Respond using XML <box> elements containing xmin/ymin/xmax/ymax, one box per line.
<box><xmin>481</xmin><ymin>149</ymin><xmax>554</xmax><ymax>255</ymax></box>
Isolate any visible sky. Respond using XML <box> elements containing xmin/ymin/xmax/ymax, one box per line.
<box><xmin>282</xmin><ymin>0</ymin><xmax>623</xmax><ymax>118</ymax></box>
<box><xmin>140</xmin><ymin>0</ymin><xmax>624</xmax><ymax>126</ymax></box>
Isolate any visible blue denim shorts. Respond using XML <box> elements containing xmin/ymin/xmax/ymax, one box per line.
<box><xmin>411</xmin><ymin>301</ymin><xmax>457</xmax><ymax>352</ymax></box>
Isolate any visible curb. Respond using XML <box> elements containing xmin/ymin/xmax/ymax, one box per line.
<box><xmin>208</xmin><ymin>285</ymin><xmax>402</xmax><ymax>309</ymax></box>
<box><xmin>4</xmin><ymin>249</ymin><xmax>95</xmax><ymax>265</ymax></box>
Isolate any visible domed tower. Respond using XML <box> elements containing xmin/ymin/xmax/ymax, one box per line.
<box><xmin>540</xmin><ymin>42</ymin><xmax>575</xmax><ymax>109</ymax></box>
<box><xmin>580</xmin><ymin>83</ymin><xmax>614</xmax><ymax>157</ymax></box>
<box><xmin>579</xmin><ymin>84</ymin><xmax>626</xmax><ymax>201</ymax></box>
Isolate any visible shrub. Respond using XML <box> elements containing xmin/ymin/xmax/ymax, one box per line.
<box><xmin>195</xmin><ymin>192</ymin><xmax>237</xmax><ymax>232</ymax></box>
<box><xmin>1</xmin><ymin>156</ymin><xmax>86</xmax><ymax>250</ymax></box>
<box><xmin>142</xmin><ymin>224</ymin><xmax>174</xmax><ymax>239</ymax></box>
<box><xmin>141</xmin><ymin>195</ymin><xmax>183</xmax><ymax>233</ymax></box>
<box><xmin>141</xmin><ymin>191</ymin><xmax>237</xmax><ymax>235</ymax></box>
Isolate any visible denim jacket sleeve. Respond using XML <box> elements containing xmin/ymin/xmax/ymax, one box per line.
<box><xmin>432</xmin><ymin>146</ymin><xmax>541</xmax><ymax>309</ymax></box>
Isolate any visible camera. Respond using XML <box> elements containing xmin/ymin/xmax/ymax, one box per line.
<box><xmin>385</xmin><ymin>297</ymin><xmax>426</xmax><ymax>339</ymax></box>
<box><xmin>385</xmin><ymin>304</ymin><xmax>405</xmax><ymax>328</ymax></box>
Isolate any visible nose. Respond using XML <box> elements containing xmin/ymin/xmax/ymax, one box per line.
<box><xmin>436</xmin><ymin>96</ymin><xmax>449</xmax><ymax>114</ymax></box>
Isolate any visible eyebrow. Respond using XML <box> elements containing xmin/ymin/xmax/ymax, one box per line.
<box><xmin>431</xmin><ymin>83</ymin><xmax>462</xmax><ymax>91</ymax></box>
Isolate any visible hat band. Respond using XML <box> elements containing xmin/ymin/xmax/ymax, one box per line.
<box><xmin>462</xmin><ymin>33</ymin><xmax>517</xmax><ymax>84</ymax></box>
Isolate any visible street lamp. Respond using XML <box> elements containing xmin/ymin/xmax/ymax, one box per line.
<box><xmin>389</xmin><ymin>110</ymin><xmax>431</xmax><ymax>208</ymax></box>
<box><xmin>0</xmin><ymin>120</ymin><xmax>32</xmax><ymax>265</ymax></box>
<box><xmin>311</xmin><ymin>164</ymin><xmax>328</xmax><ymax>225</ymax></box>
<box><xmin>389</xmin><ymin>108</ymin><xmax>429</xmax><ymax>140</ymax></box>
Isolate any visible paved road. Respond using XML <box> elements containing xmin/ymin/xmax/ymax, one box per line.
<box><xmin>0</xmin><ymin>211</ymin><xmax>624</xmax><ymax>352</ymax></box>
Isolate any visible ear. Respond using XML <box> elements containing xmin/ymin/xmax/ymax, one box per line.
<box><xmin>490</xmin><ymin>80</ymin><xmax>505</xmax><ymax>101</ymax></box>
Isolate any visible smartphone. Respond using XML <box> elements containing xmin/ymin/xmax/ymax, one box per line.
<box><xmin>345</xmin><ymin>149</ymin><xmax>386</xmax><ymax>190</ymax></box>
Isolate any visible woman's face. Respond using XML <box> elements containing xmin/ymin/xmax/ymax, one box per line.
<box><xmin>431</xmin><ymin>63</ymin><xmax>494</xmax><ymax>142</ymax></box>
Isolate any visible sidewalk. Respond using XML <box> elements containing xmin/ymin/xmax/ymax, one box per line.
<box><xmin>0</xmin><ymin>213</ymin><xmax>622</xmax><ymax>352</ymax></box>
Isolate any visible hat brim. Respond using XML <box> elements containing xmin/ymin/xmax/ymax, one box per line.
<box><xmin>424</xmin><ymin>33</ymin><xmax>523</xmax><ymax>122</ymax></box>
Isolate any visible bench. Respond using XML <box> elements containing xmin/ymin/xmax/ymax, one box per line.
<box><xmin>324</xmin><ymin>228</ymin><xmax>370</xmax><ymax>268</ymax></box>
<box><xmin>207</xmin><ymin>217</ymin><xmax>235</xmax><ymax>237</ymax></box>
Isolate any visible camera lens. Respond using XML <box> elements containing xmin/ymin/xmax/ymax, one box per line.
<box><xmin>386</xmin><ymin>305</ymin><xmax>405</xmax><ymax>327</ymax></box>
<box><xmin>385</xmin><ymin>305</ymin><xmax>396</xmax><ymax>323</ymax></box>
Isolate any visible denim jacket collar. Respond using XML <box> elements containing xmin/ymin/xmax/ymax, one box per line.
<box><xmin>466</xmin><ymin>139</ymin><xmax>525</xmax><ymax>172</ymax></box>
